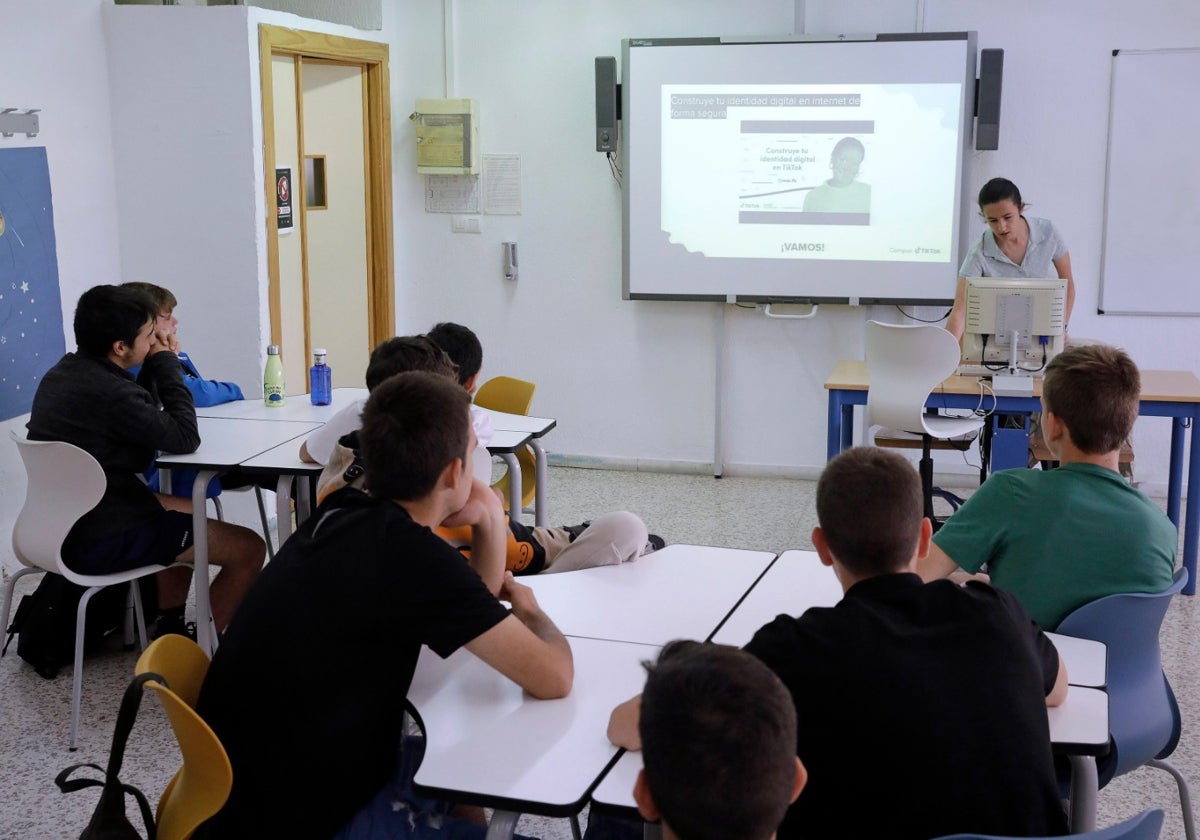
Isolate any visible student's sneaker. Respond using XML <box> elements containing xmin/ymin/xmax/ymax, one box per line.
<box><xmin>153</xmin><ymin>614</ymin><xmax>198</xmax><ymax>642</ymax></box>
<box><xmin>563</xmin><ymin>520</ymin><xmax>592</xmax><ymax>542</ymax></box>
<box><xmin>643</xmin><ymin>534</ymin><xmax>666</xmax><ymax>555</ymax></box>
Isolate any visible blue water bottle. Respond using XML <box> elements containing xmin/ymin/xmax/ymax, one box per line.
<box><xmin>309</xmin><ymin>348</ymin><xmax>332</xmax><ymax>406</ymax></box>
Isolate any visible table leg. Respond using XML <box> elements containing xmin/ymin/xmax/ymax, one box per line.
<box><xmin>1184</xmin><ymin>414</ymin><xmax>1200</xmax><ymax>595</ymax></box>
<box><xmin>500</xmin><ymin>452</ymin><xmax>522</xmax><ymax>521</ymax></box>
<box><xmin>192</xmin><ymin>469</ymin><xmax>218</xmax><ymax>656</ymax></box>
<box><xmin>275</xmin><ymin>474</ymin><xmax>294</xmax><ymax>545</ymax></box>
<box><xmin>531</xmin><ymin>439</ymin><xmax>548</xmax><ymax>527</ymax></box>
<box><xmin>486</xmin><ymin>810</ymin><xmax>520</xmax><ymax>840</ymax></box>
<box><xmin>827</xmin><ymin>392</ymin><xmax>850</xmax><ymax>460</ymax></box>
<box><xmin>1168</xmin><ymin>419</ymin><xmax>1184</xmax><ymax>529</ymax></box>
<box><xmin>1067</xmin><ymin>755</ymin><xmax>1098</xmax><ymax>832</ymax></box>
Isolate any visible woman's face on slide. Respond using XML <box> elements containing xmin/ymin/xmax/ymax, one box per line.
<box><xmin>981</xmin><ymin>199</ymin><xmax>1023</xmax><ymax>241</ymax></box>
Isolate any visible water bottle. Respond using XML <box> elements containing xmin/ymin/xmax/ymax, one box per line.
<box><xmin>309</xmin><ymin>348</ymin><xmax>332</xmax><ymax>406</ymax></box>
<box><xmin>264</xmin><ymin>344</ymin><xmax>286</xmax><ymax>407</ymax></box>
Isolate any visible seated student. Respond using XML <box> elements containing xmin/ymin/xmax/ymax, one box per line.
<box><xmin>426</xmin><ymin>321</ymin><xmax>662</xmax><ymax>568</ymax></box>
<box><xmin>603</xmin><ymin>641</ymin><xmax>806</xmax><ymax>840</ymax></box>
<box><xmin>609</xmin><ymin>447</ymin><xmax>1069</xmax><ymax>839</ymax></box>
<box><xmin>195</xmin><ymin>371</ymin><xmax>573</xmax><ymax>838</ymax></box>
<box><xmin>304</xmin><ymin>334</ymin><xmax>657</xmax><ymax>574</ymax></box>
<box><xmin>27</xmin><ymin>285</ymin><xmax>264</xmax><ymax>637</ymax></box>
<box><xmin>919</xmin><ymin>343</ymin><xmax>1176</xmax><ymax>629</ymax></box>
<box><xmin>123</xmin><ymin>281</ymin><xmax>245</xmax><ymax>503</ymax></box>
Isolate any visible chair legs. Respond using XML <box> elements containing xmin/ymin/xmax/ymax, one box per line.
<box><xmin>1148</xmin><ymin>758</ymin><xmax>1197</xmax><ymax>840</ymax></box>
<box><xmin>0</xmin><ymin>566</ymin><xmax>44</xmax><ymax>645</ymax></box>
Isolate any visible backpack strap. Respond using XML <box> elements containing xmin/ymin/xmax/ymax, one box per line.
<box><xmin>55</xmin><ymin>671</ymin><xmax>164</xmax><ymax>839</ymax></box>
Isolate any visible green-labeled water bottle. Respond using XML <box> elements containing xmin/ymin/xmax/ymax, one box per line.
<box><xmin>264</xmin><ymin>344</ymin><xmax>286</xmax><ymax>407</ymax></box>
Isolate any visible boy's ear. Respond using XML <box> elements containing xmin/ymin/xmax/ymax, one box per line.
<box><xmin>812</xmin><ymin>527</ymin><xmax>834</xmax><ymax>568</ymax></box>
<box><xmin>463</xmin><ymin>371</ymin><xmax>479</xmax><ymax>394</ymax></box>
<box><xmin>632</xmin><ymin>769</ymin><xmax>662</xmax><ymax>823</ymax></box>
<box><xmin>790</xmin><ymin>757</ymin><xmax>808</xmax><ymax>803</ymax></box>
<box><xmin>437</xmin><ymin>456</ymin><xmax>467</xmax><ymax>493</ymax></box>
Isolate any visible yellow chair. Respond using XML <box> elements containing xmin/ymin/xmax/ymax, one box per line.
<box><xmin>474</xmin><ymin>376</ymin><xmax>537</xmax><ymax>512</ymax></box>
<box><xmin>135</xmin><ymin>636</ymin><xmax>232</xmax><ymax>840</ymax></box>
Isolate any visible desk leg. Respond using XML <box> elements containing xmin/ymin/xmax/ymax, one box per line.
<box><xmin>275</xmin><ymin>475</ymin><xmax>294</xmax><ymax>546</ymax></box>
<box><xmin>827</xmin><ymin>393</ymin><xmax>853</xmax><ymax>460</ymax></box>
<box><xmin>192</xmin><ymin>469</ymin><xmax>218</xmax><ymax>656</ymax></box>
<box><xmin>531</xmin><ymin>439</ymin><xmax>548</xmax><ymax>527</ymax></box>
<box><xmin>500</xmin><ymin>453</ymin><xmax>523</xmax><ymax>522</ymax></box>
<box><xmin>486</xmin><ymin>810</ymin><xmax>520</xmax><ymax>840</ymax></box>
<box><xmin>1185</xmin><ymin>415</ymin><xmax>1200</xmax><ymax>595</ymax></box>
<box><xmin>1067</xmin><ymin>755</ymin><xmax>1098</xmax><ymax>833</ymax></box>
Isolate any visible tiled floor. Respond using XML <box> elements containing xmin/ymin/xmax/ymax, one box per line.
<box><xmin>0</xmin><ymin>466</ymin><xmax>1196</xmax><ymax>837</ymax></box>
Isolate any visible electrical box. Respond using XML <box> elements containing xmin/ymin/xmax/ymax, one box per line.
<box><xmin>411</xmin><ymin>98</ymin><xmax>479</xmax><ymax>175</ymax></box>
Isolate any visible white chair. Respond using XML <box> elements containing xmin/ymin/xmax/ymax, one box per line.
<box><xmin>0</xmin><ymin>429</ymin><xmax>191</xmax><ymax>749</ymax></box>
<box><xmin>864</xmin><ymin>321</ymin><xmax>986</xmax><ymax>525</ymax></box>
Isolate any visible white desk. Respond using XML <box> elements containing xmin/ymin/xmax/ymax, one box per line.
<box><xmin>598</xmin><ymin>549</ymin><xmax>1111</xmax><ymax>833</ymax></box>
<box><xmin>477</xmin><ymin>407</ymin><xmax>556</xmax><ymax>526</ymax></box>
<box><xmin>522</xmin><ymin>544</ymin><xmax>776</xmax><ymax>646</ymax></box>
<box><xmin>237</xmin><ymin>438</ymin><xmax>326</xmax><ymax>545</ymax></box>
<box><xmin>194</xmin><ymin>387</ymin><xmax>368</xmax><ymax>422</ymax></box>
<box><xmin>409</xmin><ymin>636</ymin><xmax>657</xmax><ymax>837</ymax></box>
<box><xmin>156</xmin><ymin>417</ymin><xmax>321</xmax><ymax>654</ymax></box>
<box><xmin>486</xmin><ymin>429</ymin><xmax>538</xmax><ymax>524</ymax></box>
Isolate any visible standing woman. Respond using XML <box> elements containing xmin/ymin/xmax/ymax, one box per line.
<box><xmin>946</xmin><ymin>178</ymin><xmax>1075</xmax><ymax>341</ymax></box>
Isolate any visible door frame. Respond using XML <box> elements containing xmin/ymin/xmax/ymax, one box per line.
<box><xmin>258</xmin><ymin>24</ymin><xmax>394</xmax><ymax>354</ymax></box>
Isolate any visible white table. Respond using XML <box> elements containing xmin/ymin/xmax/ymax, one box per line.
<box><xmin>597</xmin><ymin>549</ymin><xmax>1112</xmax><ymax>833</ymax></box>
<box><xmin>409</xmin><ymin>636</ymin><xmax>658</xmax><ymax>839</ymax></box>
<box><xmin>486</xmin><ymin>429</ymin><xmax>538</xmax><ymax>524</ymax></box>
<box><xmin>237</xmin><ymin>437</ymin><xmax>326</xmax><ymax>545</ymax></box>
<box><xmin>477</xmin><ymin>407</ymin><xmax>556</xmax><ymax>527</ymax></box>
<box><xmin>155</xmin><ymin>417</ymin><xmax>321</xmax><ymax>654</ymax></box>
<box><xmin>522</xmin><ymin>544</ymin><xmax>776</xmax><ymax>646</ymax></box>
<box><xmin>193</xmin><ymin>387</ymin><xmax>367</xmax><ymax>422</ymax></box>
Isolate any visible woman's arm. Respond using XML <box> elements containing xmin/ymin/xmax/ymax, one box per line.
<box><xmin>1053</xmin><ymin>251</ymin><xmax>1075</xmax><ymax>329</ymax></box>
<box><xmin>946</xmin><ymin>276</ymin><xmax>968</xmax><ymax>341</ymax></box>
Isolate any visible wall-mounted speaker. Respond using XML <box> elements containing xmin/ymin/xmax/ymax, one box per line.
<box><xmin>595</xmin><ymin>56</ymin><xmax>619</xmax><ymax>152</ymax></box>
<box><xmin>975</xmin><ymin>48</ymin><xmax>1004</xmax><ymax>151</ymax></box>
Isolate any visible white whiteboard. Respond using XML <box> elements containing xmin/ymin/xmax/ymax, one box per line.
<box><xmin>1100</xmin><ymin>48</ymin><xmax>1200</xmax><ymax>315</ymax></box>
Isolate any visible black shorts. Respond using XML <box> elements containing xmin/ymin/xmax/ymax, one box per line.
<box><xmin>63</xmin><ymin>511</ymin><xmax>195</xmax><ymax>576</ymax></box>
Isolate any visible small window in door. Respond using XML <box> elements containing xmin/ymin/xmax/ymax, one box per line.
<box><xmin>305</xmin><ymin>155</ymin><xmax>327</xmax><ymax>209</ymax></box>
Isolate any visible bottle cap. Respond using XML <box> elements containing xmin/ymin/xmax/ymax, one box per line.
<box><xmin>313</xmin><ymin>348</ymin><xmax>327</xmax><ymax>356</ymax></box>
<box><xmin>267</xmin><ymin>345</ymin><xmax>281</xmax><ymax>355</ymax></box>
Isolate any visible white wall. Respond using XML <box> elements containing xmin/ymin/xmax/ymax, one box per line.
<box><xmin>391</xmin><ymin>0</ymin><xmax>1200</xmax><ymax>488</ymax></box>
<box><xmin>0</xmin><ymin>0</ymin><xmax>124</xmax><ymax>575</ymax></box>
<box><xmin>4</xmin><ymin>0</ymin><xmax>1199</xmax><ymax>572</ymax></box>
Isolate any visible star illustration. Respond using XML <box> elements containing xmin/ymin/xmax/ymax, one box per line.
<box><xmin>20</xmin><ymin>281</ymin><xmax>30</xmax><ymax>293</ymax></box>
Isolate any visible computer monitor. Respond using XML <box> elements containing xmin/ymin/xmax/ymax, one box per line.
<box><xmin>961</xmin><ymin>276</ymin><xmax>1067</xmax><ymax>372</ymax></box>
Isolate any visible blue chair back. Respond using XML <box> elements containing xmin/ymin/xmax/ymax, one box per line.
<box><xmin>933</xmin><ymin>807</ymin><xmax>1163</xmax><ymax>839</ymax></box>
<box><xmin>1055</xmin><ymin>568</ymin><xmax>1187</xmax><ymax>783</ymax></box>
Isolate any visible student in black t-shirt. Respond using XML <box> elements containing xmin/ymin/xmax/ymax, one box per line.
<box><xmin>605</xmin><ymin>641</ymin><xmax>806</xmax><ymax>840</ymax></box>
<box><xmin>606</xmin><ymin>447</ymin><xmax>1070</xmax><ymax>840</ymax></box>
<box><xmin>196</xmin><ymin>371</ymin><xmax>573</xmax><ymax>839</ymax></box>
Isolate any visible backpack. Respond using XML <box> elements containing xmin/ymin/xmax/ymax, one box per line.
<box><xmin>2</xmin><ymin>574</ymin><xmax>158</xmax><ymax>680</ymax></box>
<box><xmin>55</xmin><ymin>671</ymin><xmax>161</xmax><ymax>840</ymax></box>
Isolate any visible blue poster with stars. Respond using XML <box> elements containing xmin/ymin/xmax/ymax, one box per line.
<box><xmin>0</xmin><ymin>147</ymin><xmax>65</xmax><ymax>421</ymax></box>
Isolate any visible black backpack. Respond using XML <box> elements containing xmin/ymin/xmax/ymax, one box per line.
<box><xmin>2</xmin><ymin>574</ymin><xmax>157</xmax><ymax>679</ymax></box>
<box><xmin>55</xmin><ymin>671</ymin><xmax>162</xmax><ymax>840</ymax></box>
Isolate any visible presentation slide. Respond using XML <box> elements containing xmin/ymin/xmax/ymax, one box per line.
<box><xmin>623</xmin><ymin>36</ymin><xmax>974</xmax><ymax>303</ymax></box>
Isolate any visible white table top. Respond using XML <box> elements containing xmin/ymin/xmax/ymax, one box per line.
<box><xmin>155</xmin><ymin>417</ymin><xmax>321</xmax><ymax>470</ymax></box>
<box><xmin>521</xmin><ymin>544</ymin><xmax>776</xmax><ymax>647</ymax></box>
<box><xmin>409</xmin><ymin>636</ymin><xmax>658</xmax><ymax>812</ymax></box>
<box><xmin>477</xmin><ymin>406</ymin><xmax>556</xmax><ymax>436</ymax></box>
<box><xmin>194</xmin><ymin>388</ymin><xmax>367</xmax><ymax>422</ymax></box>
<box><xmin>486</xmin><ymin>429</ymin><xmax>536</xmax><ymax>453</ymax></box>
<box><xmin>594</xmin><ymin>686</ymin><xmax>1112</xmax><ymax>813</ymax></box>
<box><xmin>1045</xmin><ymin>633</ymin><xmax>1108</xmax><ymax>689</ymax></box>
<box><xmin>709</xmin><ymin>550</ymin><xmax>842</xmax><ymax>647</ymax></box>
<box><xmin>238</xmin><ymin>435</ymin><xmax>327</xmax><ymax>474</ymax></box>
